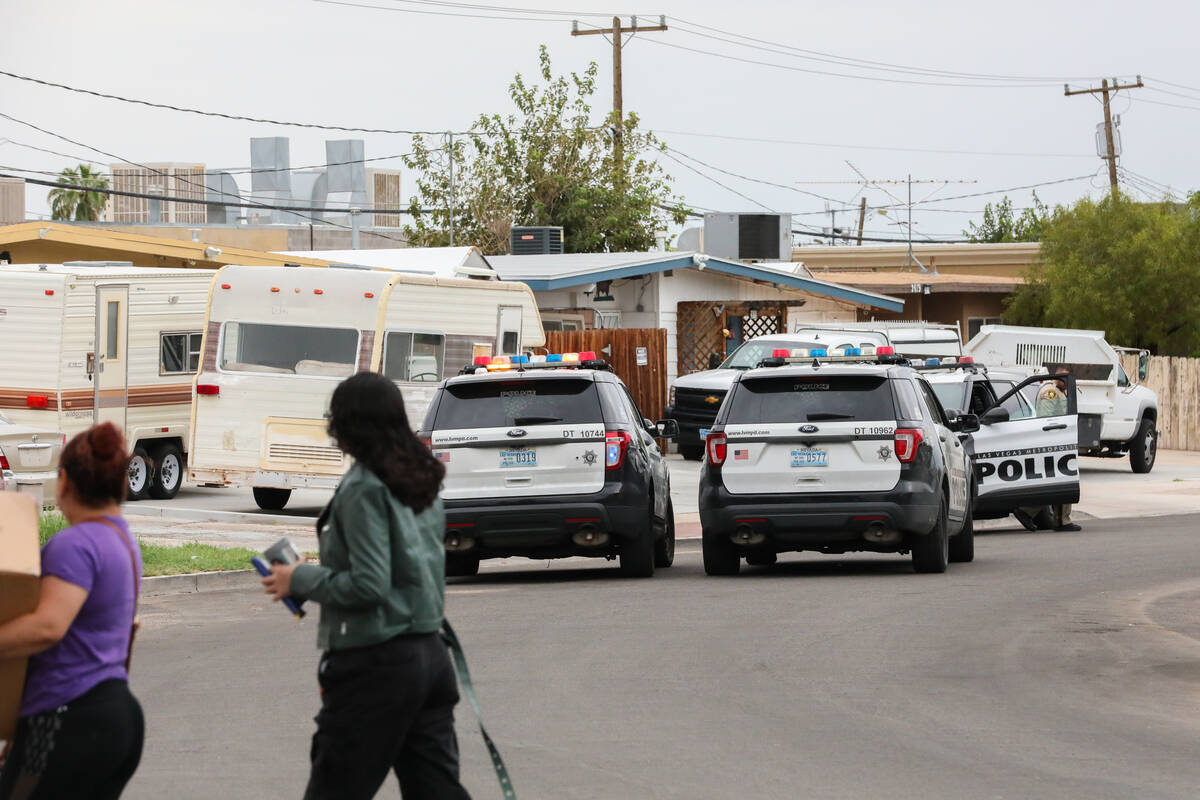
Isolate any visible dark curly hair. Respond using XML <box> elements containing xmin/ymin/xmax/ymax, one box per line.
<box><xmin>60</xmin><ymin>422</ymin><xmax>131</xmax><ymax>506</ymax></box>
<box><xmin>327</xmin><ymin>372</ymin><xmax>444</xmax><ymax>512</ymax></box>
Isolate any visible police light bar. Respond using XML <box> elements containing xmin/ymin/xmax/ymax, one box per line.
<box><xmin>758</xmin><ymin>351</ymin><xmax>908</xmax><ymax>368</ymax></box>
<box><xmin>461</xmin><ymin>353</ymin><xmax>610</xmax><ymax>374</ymax></box>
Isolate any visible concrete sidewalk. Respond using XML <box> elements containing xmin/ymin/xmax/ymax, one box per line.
<box><xmin>127</xmin><ymin>449</ymin><xmax>1200</xmax><ymax>554</ymax></box>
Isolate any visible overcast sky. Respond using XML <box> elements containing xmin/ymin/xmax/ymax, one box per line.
<box><xmin>2</xmin><ymin>0</ymin><xmax>1196</xmax><ymax>246</ymax></box>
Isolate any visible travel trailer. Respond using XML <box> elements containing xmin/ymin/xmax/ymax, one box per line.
<box><xmin>187</xmin><ymin>264</ymin><xmax>544</xmax><ymax>509</ymax></box>
<box><xmin>0</xmin><ymin>263</ymin><xmax>214</xmax><ymax>499</ymax></box>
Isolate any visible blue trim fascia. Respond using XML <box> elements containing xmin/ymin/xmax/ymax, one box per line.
<box><xmin>514</xmin><ymin>254</ymin><xmax>696</xmax><ymax>291</ymax></box>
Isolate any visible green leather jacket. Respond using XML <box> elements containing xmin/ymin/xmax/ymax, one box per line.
<box><xmin>290</xmin><ymin>463</ymin><xmax>446</xmax><ymax>651</ymax></box>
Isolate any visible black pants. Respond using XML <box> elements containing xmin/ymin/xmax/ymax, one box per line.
<box><xmin>0</xmin><ymin>678</ymin><xmax>144</xmax><ymax>800</ymax></box>
<box><xmin>304</xmin><ymin>632</ymin><xmax>472</xmax><ymax>800</ymax></box>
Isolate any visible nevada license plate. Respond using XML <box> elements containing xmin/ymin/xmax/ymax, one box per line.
<box><xmin>790</xmin><ymin>448</ymin><xmax>828</xmax><ymax>468</ymax></box>
<box><xmin>499</xmin><ymin>448</ymin><xmax>537</xmax><ymax>468</ymax></box>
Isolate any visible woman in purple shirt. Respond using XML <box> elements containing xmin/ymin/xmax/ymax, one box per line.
<box><xmin>0</xmin><ymin>422</ymin><xmax>144</xmax><ymax>799</ymax></box>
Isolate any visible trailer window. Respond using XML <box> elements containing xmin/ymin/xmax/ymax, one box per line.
<box><xmin>383</xmin><ymin>331</ymin><xmax>445</xmax><ymax>382</ymax></box>
<box><xmin>219</xmin><ymin>322</ymin><xmax>358</xmax><ymax>377</ymax></box>
<box><xmin>160</xmin><ymin>332</ymin><xmax>203</xmax><ymax>375</ymax></box>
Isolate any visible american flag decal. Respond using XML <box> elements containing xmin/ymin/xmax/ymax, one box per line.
<box><xmin>734</xmin><ymin>448</ymin><xmax>749</xmax><ymax>460</ymax></box>
<box><xmin>435</xmin><ymin>451</ymin><xmax>451</xmax><ymax>463</ymax></box>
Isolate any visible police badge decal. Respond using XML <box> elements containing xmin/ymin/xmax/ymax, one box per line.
<box><xmin>877</xmin><ymin>445</ymin><xmax>892</xmax><ymax>462</ymax></box>
<box><xmin>582</xmin><ymin>450</ymin><xmax>598</xmax><ymax>465</ymax></box>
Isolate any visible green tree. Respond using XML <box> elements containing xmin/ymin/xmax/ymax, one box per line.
<box><xmin>965</xmin><ymin>192</ymin><xmax>1050</xmax><ymax>243</ymax></box>
<box><xmin>48</xmin><ymin>164</ymin><xmax>110</xmax><ymax>221</ymax></box>
<box><xmin>1003</xmin><ymin>191</ymin><xmax>1200</xmax><ymax>355</ymax></box>
<box><xmin>402</xmin><ymin>46</ymin><xmax>689</xmax><ymax>254</ymax></box>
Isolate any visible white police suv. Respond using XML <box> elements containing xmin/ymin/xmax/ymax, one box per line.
<box><xmin>698</xmin><ymin>347</ymin><xmax>976</xmax><ymax>575</ymax></box>
<box><xmin>920</xmin><ymin>358</ymin><xmax>1081</xmax><ymax>527</ymax></box>
<box><xmin>419</xmin><ymin>352</ymin><xmax>678</xmax><ymax>578</ymax></box>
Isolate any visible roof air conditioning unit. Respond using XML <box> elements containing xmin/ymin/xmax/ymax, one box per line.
<box><xmin>702</xmin><ymin>212</ymin><xmax>791</xmax><ymax>262</ymax></box>
<box><xmin>510</xmin><ymin>226</ymin><xmax>564</xmax><ymax>255</ymax></box>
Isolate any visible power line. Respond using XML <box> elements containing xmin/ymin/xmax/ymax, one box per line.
<box><xmin>1134</xmin><ymin>95</ymin><xmax>1200</xmax><ymax>113</ymax></box>
<box><xmin>873</xmin><ymin>174</ymin><xmax>1099</xmax><ymax>209</ymax></box>
<box><xmin>663</xmin><ymin>146</ymin><xmax>843</xmax><ymax>203</ymax></box>
<box><xmin>657</xmin><ymin>150</ymin><xmax>775</xmax><ymax>212</ymax></box>
<box><xmin>313</xmin><ymin>0</ymin><xmax>573</xmax><ymax>23</ymax></box>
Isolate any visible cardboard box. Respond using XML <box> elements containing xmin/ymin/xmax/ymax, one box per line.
<box><xmin>0</xmin><ymin>493</ymin><xmax>40</xmax><ymax>741</ymax></box>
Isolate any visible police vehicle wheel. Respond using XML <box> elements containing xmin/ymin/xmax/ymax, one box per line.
<box><xmin>745</xmin><ymin>551</ymin><xmax>777</xmax><ymax>567</ymax></box>
<box><xmin>126</xmin><ymin>447</ymin><xmax>153</xmax><ymax>501</ymax></box>
<box><xmin>679</xmin><ymin>444</ymin><xmax>704</xmax><ymax>461</ymax></box>
<box><xmin>1130</xmin><ymin>418</ymin><xmax>1157</xmax><ymax>474</ymax></box>
<box><xmin>253</xmin><ymin>487</ymin><xmax>292</xmax><ymax>511</ymax></box>
<box><xmin>149</xmin><ymin>442</ymin><xmax>184</xmax><ymax>500</ymax></box>
<box><xmin>654</xmin><ymin>500</ymin><xmax>676</xmax><ymax>569</ymax></box>
<box><xmin>913</xmin><ymin>493</ymin><xmax>949</xmax><ymax>574</ymax></box>
<box><xmin>445</xmin><ymin>553</ymin><xmax>480</xmax><ymax>578</ymax></box>
<box><xmin>619</xmin><ymin>525</ymin><xmax>656</xmax><ymax>578</ymax></box>
<box><xmin>702</xmin><ymin>528</ymin><xmax>741</xmax><ymax>576</ymax></box>
<box><xmin>949</xmin><ymin>504</ymin><xmax>975</xmax><ymax>564</ymax></box>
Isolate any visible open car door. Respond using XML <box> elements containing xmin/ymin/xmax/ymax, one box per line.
<box><xmin>970</xmin><ymin>372</ymin><xmax>1080</xmax><ymax>519</ymax></box>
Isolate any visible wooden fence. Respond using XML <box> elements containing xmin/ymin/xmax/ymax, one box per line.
<box><xmin>544</xmin><ymin>328</ymin><xmax>669</xmax><ymax>421</ymax></box>
<box><xmin>1119</xmin><ymin>354</ymin><xmax>1200</xmax><ymax>450</ymax></box>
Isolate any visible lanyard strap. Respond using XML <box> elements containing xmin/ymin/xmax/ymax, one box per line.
<box><xmin>84</xmin><ymin>516</ymin><xmax>140</xmax><ymax>671</ymax></box>
<box><xmin>441</xmin><ymin>620</ymin><xmax>516</xmax><ymax>800</ymax></box>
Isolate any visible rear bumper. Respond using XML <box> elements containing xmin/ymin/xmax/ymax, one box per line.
<box><xmin>442</xmin><ymin>480</ymin><xmax>650</xmax><ymax>559</ymax></box>
<box><xmin>189</xmin><ymin>467</ymin><xmax>343</xmax><ymax>491</ymax></box>
<box><xmin>699</xmin><ymin>475</ymin><xmax>939</xmax><ymax>553</ymax></box>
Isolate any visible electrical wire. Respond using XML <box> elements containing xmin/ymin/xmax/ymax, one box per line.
<box><xmin>313</xmin><ymin>0</ymin><xmax>573</xmax><ymax>23</ymax></box>
<box><xmin>657</xmin><ymin>150</ymin><xmax>775</xmax><ymax>212</ymax></box>
<box><xmin>663</xmin><ymin>146</ymin><xmax>843</xmax><ymax>204</ymax></box>
<box><xmin>1145</xmin><ymin>85</ymin><xmax>1200</xmax><ymax>102</ymax></box>
<box><xmin>1134</xmin><ymin>95</ymin><xmax>1200</xmax><ymax>113</ymax></box>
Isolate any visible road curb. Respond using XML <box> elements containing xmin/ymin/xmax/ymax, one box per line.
<box><xmin>142</xmin><ymin>569</ymin><xmax>258</xmax><ymax>596</ymax></box>
<box><xmin>124</xmin><ymin>504</ymin><xmax>314</xmax><ymax>527</ymax></box>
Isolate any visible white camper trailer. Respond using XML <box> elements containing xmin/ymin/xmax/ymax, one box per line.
<box><xmin>188</xmin><ymin>264</ymin><xmax>545</xmax><ymax>510</ymax></box>
<box><xmin>0</xmin><ymin>263</ymin><xmax>214</xmax><ymax>499</ymax></box>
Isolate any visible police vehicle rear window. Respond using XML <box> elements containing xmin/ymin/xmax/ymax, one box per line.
<box><xmin>727</xmin><ymin>375</ymin><xmax>896</xmax><ymax>423</ymax></box>
<box><xmin>433</xmin><ymin>379</ymin><xmax>603</xmax><ymax>430</ymax></box>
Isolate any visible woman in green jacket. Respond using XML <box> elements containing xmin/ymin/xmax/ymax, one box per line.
<box><xmin>263</xmin><ymin>372</ymin><xmax>471</xmax><ymax>800</ymax></box>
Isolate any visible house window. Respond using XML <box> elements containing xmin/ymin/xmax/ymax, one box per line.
<box><xmin>383</xmin><ymin>331</ymin><xmax>445</xmax><ymax>382</ymax></box>
<box><xmin>161</xmin><ymin>331</ymin><xmax>203</xmax><ymax>375</ymax></box>
<box><xmin>967</xmin><ymin>316</ymin><xmax>1004</xmax><ymax>341</ymax></box>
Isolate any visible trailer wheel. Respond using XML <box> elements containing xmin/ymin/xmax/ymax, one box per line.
<box><xmin>149</xmin><ymin>442</ymin><xmax>184</xmax><ymax>500</ymax></box>
<box><xmin>253</xmin><ymin>487</ymin><xmax>292</xmax><ymax>511</ymax></box>
<box><xmin>126</xmin><ymin>447</ymin><xmax>153</xmax><ymax>501</ymax></box>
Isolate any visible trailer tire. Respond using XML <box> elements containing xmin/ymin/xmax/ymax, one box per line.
<box><xmin>253</xmin><ymin>487</ymin><xmax>292</xmax><ymax>511</ymax></box>
<box><xmin>1129</xmin><ymin>417</ymin><xmax>1157</xmax><ymax>474</ymax></box>
<box><xmin>148</xmin><ymin>442</ymin><xmax>184</xmax><ymax>500</ymax></box>
<box><xmin>126</xmin><ymin>447</ymin><xmax>153</xmax><ymax>501</ymax></box>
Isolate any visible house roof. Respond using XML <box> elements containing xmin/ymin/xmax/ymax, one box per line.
<box><xmin>488</xmin><ymin>251</ymin><xmax>904</xmax><ymax>312</ymax></box>
<box><xmin>0</xmin><ymin>221</ymin><xmax>332</xmax><ymax>269</ymax></box>
<box><xmin>823</xmin><ymin>271</ymin><xmax>1023</xmax><ymax>293</ymax></box>
<box><xmin>277</xmin><ymin>246</ymin><xmax>495</xmax><ymax>278</ymax></box>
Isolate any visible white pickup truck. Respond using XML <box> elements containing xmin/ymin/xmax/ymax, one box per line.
<box><xmin>964</xmin><ymin>325</ymin><xmax>1158</xmax><ymax>473</ymax></box>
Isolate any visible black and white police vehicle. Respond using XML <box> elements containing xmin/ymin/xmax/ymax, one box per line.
<box><xmin>921</xmin><ymin>357</ymin><xmax>1081</xmax><ymax>528</ymax></box>
<box><xmin>698</xmin><ymin>346</ymin><xmax>977</xmax><ymax>575</ymax></box>
<box><xmin>420</xmin><ymin>352</ymin><xmax>678</xmax><ymax>578</ymax></box>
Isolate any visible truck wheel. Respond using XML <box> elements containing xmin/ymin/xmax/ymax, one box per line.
<box><xmin>1129</xmin><ymin>417</ymin><xmax>1157</xmax><ymax>474</ymax></box>
<box><xmin>253</xmin><ymin>487</ymin><xmax>292</xmax><ymax>511</ymax></box>
<box><xmin>702</xmin><ymin>528</ymin><xmax>741</xmax><ymax>576</ymax></box>
<box><xmin>445</xmin><ymin>553</ymin><xmax>480</xmax><ymax>578</ymax></box>
<box><xmin>913</xmin><ymin>493</ymin><xmax>949</xmax><ymax>574</ymax></box>
<box><xmin>126</xmin><ymin>447</ymin><xmax>153</xmax><ymax>501</ymax></box>
<box><xmin>654</xmin><ymin>500</ymin><xmax>676</xmax><ymax>569</ymax></box>
<box><xmin>679</xmin><ymin>444</ymin><xmax>704</xmax><ymax>461</ymax></box>
<box><xmin>148</xmin><ymin>442</ymin><xmax>184</xmax><ymax>500</ymax></box>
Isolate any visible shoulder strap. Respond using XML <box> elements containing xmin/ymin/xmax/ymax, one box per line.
<box><xmin>89</xmin><ymin>517</ymin><xmax>140</xmax><ymax>671</ymax></box>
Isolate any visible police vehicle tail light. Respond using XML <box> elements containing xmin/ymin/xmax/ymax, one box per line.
<box><xmin>605</xmin><ymin>431</ymin><xmax>631</xmax><ymax>470</ymax></box>
<box><xmin>706</xmin><ymin>431</ymin><xmax>728</xmax><ymax>465</ymax></box>
<box><xmin>893</xmin><ymin>428</ymin><xmax>923</xmax><ymax>463</ymax></box>
<box><xmin>876</xmin><ymin>346</ymin><xmax>895</xmax><ymax>356</ymax></box>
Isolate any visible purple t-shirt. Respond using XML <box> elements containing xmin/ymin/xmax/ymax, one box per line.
<box><xmin>20</xmin><ymin>516</ymin><xmax>142</xmax><ymax>716</ymax></box>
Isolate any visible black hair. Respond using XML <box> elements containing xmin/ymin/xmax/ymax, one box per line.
<box><xmin>326</xmin><ymin>372</ymin><xmax>444</xmax><ymax>512</ymax></box>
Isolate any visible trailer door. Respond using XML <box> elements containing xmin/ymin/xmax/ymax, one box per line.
<box><xmin>95</xmin><ymin>285</ymin><xmax>129</xmax><ymax>433</ymax></box>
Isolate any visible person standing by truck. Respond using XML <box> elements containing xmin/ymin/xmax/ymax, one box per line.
<box><xmin>1031</xmin><ymin>370</ymin><xmax>1081</xmax><ymax>532</ymax></box>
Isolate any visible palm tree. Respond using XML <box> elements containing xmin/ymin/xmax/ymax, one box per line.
<box><xmin>48</xmin><ymin>164</ymin><xmax>110</xmax><ymax>221</ymax></box>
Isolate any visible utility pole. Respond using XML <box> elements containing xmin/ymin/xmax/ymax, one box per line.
<box><xmin>571</xmin><ymin>15</ymin><xmax>668</xmax><ymax>175</ymax></box>
<box><xmin>447</xmin><ymin>130</ymin><xmax>455</xmax><ymax>247</ymax></box>
<box><xmin>856</xmin><ymin>197</ymin><xmax>867</xmax><ymax>246</ymax></box>
<box><xmin>1065</xmin><ymin>76</ymin><xmax>1143</xmax><ymax>195</ymax></box>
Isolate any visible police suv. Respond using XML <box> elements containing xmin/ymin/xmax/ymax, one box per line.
<box><xmin>922</xmin><ymin>358</ymin><xmax>1081</xmax><ymax>528</ymax></box>
<box><xmin>420</xmin><ymin>352</ymin><xmax>678</xmax><ymax>578</ymax></box>
<box><xmin>698</xmin><ymin>347</ymin><xmax>976</xmax><ymax>575</ymax></box>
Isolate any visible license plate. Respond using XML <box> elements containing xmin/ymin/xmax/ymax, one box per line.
<box><xmin>791</xmin><ymin>448</ymin><xmax>828</xmax><ymax>468</ymax></box>
<box><xmin>499</xmin><ymin>448</ymin><xmax>537</xmax><ymax>468</ymax></box>
<box><xmin>17</xmin><ymin>445</ymin><xmax>52</xmax><ymax>468</ymax></box>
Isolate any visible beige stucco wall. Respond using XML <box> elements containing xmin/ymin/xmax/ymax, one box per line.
<box><xmin>795</xmin><ymin>242</ymin><xmax>1040</xmax><ymax>278</ymax></box>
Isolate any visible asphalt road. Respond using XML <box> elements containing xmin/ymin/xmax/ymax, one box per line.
<box><xmin>127</xmin><ymin>514</ymin><xmax>1200</xmax><ymax>799</ymax></box>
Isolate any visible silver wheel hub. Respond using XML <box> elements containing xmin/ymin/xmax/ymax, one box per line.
<box><xmin>128</xmin><ymin>457</ymin><xmax>147</xmax><ymax>490</ymax></box>
<box><xmin>160</xmin><ymin>454</ymin><xmax>180</xmax><ymax>488</ymax></box>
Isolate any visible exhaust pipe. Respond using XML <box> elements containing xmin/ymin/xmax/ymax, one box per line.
<box><xmin>731</xmin><ymin>525</ymin><xmax>766</xmax><ymax>546</ymax></box>
<box><xmin>862</xmin><ymin>524</ymin><xmax>902</xmax><ymax>545</ymax></box>
<box><xmin>445</xmin><ymin>533</ymin><xmax>477</xmax><ymax>552</ymax></box>
<box><xmin>572</xmin><ymin>526</ymin><xmax>610</xmax><ymax>547</ymax></box>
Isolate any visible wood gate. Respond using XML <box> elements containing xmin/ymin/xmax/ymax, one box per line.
<box><xmin>544</xmin><ymin>328</ymin><xmax>668</xmax><ymax>420</ymax></box>
<box><xmin>676</xmin><ymin>300</ymin><xmax>789</xmax><ymax>377</ymax></box>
